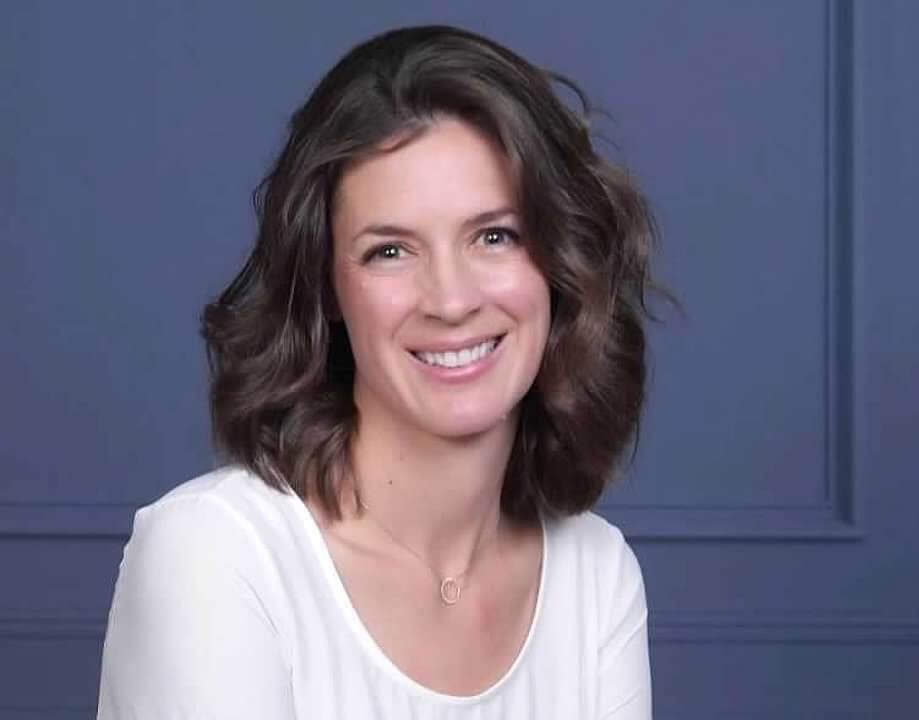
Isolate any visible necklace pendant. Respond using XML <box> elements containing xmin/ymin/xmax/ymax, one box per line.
<box><xmin>440</xmin><ymin>577</ymin><xmax>461</xmax><ymax>605</ymax></box>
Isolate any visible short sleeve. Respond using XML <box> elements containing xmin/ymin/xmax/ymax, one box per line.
<box><xmin>596</xmin><ymin>524</ymin><xmax>652</xmax><ymax>719</ymax></box>
<box><xmin>96</xmin><ymin>494</ymin><xmax>295</xmax><ymax>719</ymax></box>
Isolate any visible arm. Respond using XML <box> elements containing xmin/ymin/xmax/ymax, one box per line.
<box><xmin>597</xmin><ymin>525</ymin><xmax>652</xmax><ymax>719</ymax></box>
<box><xmin>97</xmin><ymin>494</ymin><xmax>296</xmax><ymax>719</ymax></box>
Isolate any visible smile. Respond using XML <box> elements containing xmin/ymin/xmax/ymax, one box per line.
<box><xmin>411</xmin><ymin>336</ymin><xmax>503</xmax><ymax>369</ymax></box>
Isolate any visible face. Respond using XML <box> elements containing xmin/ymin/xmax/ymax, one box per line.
<box><xmin>330</xmin><ymin>118</ymin><xmax>551</xmax><ymax>441</ymax></box>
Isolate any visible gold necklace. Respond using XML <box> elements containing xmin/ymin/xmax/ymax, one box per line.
<box><xmin>357</xmin><ymin>498</ymin><xmax>496</xmax><ymax>605</ymax></box>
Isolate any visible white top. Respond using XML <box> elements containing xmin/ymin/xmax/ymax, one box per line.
<box><xmin>97</xmin><ymin>465</ymin><xmax>652</xmax><ymax>719</ymax></box>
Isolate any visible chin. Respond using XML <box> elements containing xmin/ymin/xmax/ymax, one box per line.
<box><xmin>419</xmin><ymin>408</ymin><xmax>515</xmax><ymax>441</ymax></box>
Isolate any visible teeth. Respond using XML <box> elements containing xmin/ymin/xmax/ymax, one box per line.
<box><xmin>416</xmin><ymin>338</ymin><xmax>499</xmax><ymax>368</ymax></box>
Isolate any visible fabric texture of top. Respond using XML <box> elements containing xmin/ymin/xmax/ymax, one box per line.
<box><xmin>97</xmin><ymin>465</ymin><xmax>652</xmax><ymax>719</ymax></box>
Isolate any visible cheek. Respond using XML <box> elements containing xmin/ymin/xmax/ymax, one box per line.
<box><xmin>488</xmin><ymin>264</ymin><xmax>551</xmax><ymax>328</ymax></box>
<box><xmin>336</xmin><ymin>274</ymin><xmax>416</xmax><ymax>347</ymax></box>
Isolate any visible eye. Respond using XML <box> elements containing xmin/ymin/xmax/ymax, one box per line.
<box><xmin>477</xmin><ymin>226</ymin><xmax>520</xmax><ymax>247</ymax></box>
<box><xmin>363</xmin><ymin>243</ymin><xmax>403</xmax><ymax>263</ymax></box>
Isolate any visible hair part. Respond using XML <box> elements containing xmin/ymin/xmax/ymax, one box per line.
<box><xmin>201</xmin><ymin>24</ymin><xmax>668</xmax><ymax>524</ymax></box>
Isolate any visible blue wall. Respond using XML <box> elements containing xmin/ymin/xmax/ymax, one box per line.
<box><xmin>2</xmin><ymin>1</ymin><xmax>917</xmax><ymax>716</ymax></box>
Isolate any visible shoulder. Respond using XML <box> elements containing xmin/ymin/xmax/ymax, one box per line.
<box><xmin>134</xmin><ymin>464</ymin><xmax>293</xmax><ymax>541</ymax></box>
<box><xmin>124</xmin><ymin>465</ymin><xmax>297</xmax><ymax>588</ymax></box>
<box><xmin>545</xmin><ymin>510</ymin><xmax>645</xmax><ymax>612</ymax></box>
<box><xmin>100</xmin><ymin>467</ymin><xmax>297</xmax><ymax>715</ymax></box>
<box><xmin>148</xmin><ymin>463</ymin><xmax>291</xmax><ymax>514</ymax></box>
<box><xmin>547</xmin><ymin>510</ymin><xmax>636</xmax><ymax>569</ymax></box>
<box><xmin>111</xmin><ymin>466</ymin><xmax>297</xmax><ymax>650</ymax></box>
<box><xmin>558</xmin><ymin>517</ymin><xmax>651</xmax><ymax>715</ymax></box>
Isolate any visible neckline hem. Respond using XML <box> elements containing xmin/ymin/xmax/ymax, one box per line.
<box><xmin>288</xmin><ymin>493</ymin><xmax>549</xmax><ymax>705</ymax></box>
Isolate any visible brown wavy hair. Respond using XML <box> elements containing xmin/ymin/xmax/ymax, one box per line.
<box><xmin>201</xmin><ymin>24</ymin><xmax>666</xmax><ymax>525</ymax></box>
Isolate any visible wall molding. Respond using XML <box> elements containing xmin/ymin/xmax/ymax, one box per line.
<box><xmin>650</xmin><ymin>610</ymin><xmax>919</xmax><ymax>645</ymax></box>
<box><xmin>3</xmin><ymin>606</ymin><xmax>916</xmax><ymax>647</ymax></box>
<box><xmin>0</xmin><ymin>503</ymin><xmax>138</xmax><ymax>538</ymax></box>
<box><xmin>603</xmin><ymin>0</ymin><xmax>857</xmax><ymax>542</ymax></box>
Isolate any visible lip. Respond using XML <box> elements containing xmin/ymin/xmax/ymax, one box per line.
<box><xmin>408</xmin><ymin>335</ymin><xmax>505</xmax><ymax>383</ymax></box>
<box><xmin>408</xmin><ymin>333</ymin><xmax>505</xmax><ymax>354</ymax></box>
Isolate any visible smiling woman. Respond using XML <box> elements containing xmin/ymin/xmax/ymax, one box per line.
<box><xmin>332</xmin><ymin>119</ymin><xmax>551</xmax><ymax>441</ymax></box>
<box><xmin>97</xmin><ymin>24</ymin><xmax>662</xmax><ymax>720</ymax></box>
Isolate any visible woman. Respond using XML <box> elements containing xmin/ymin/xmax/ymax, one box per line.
<box><xmin>98</xmin><ymin>24</ymin><xmax>658</xmax><ymax>719</ymax></box>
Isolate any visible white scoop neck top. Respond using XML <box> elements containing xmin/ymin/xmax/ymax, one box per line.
<box><xmin>97</xmin><ymin>465</ymin><xmax>651</xmax><ymax>719</ymax></box>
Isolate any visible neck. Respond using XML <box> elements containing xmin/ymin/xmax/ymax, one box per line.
<box><xmin>343</xmin><ymin>409</ymin><xmax>518</xmax><ymax>576</ymax></box>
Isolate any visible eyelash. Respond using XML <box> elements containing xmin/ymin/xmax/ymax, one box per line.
<box><xmin>362</xmin><ymin>226</ymin><xmax>520</xmax><ymax>263</ymax></box>
<box><xmin>363</xmin><ymin>244</ymin><xmax>402</xmax><ymax>263</ymax></box>
<box><xmin>479</xmin><ymin>226</ymin><xmax>520</xmax><ymax>247</ymax></box>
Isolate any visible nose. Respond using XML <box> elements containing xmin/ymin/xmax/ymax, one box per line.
<box><xmin>418</xmin><ymin>248</ymin><xmax>482</xmax><ymax>324</ymax></box>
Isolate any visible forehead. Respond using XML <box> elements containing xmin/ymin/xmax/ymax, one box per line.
<box><xmin>332</xmin><ymin>119</ymin><xmax>518</xmax><ymax>231</ymax></box>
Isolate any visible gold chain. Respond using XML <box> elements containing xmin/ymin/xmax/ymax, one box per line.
<box><xmin>356</xmin><ymin>498</ymin><xmax>496</xmax><ymax>605</ymax></box>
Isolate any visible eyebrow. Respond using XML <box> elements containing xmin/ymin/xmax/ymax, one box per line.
<box><xmin>351</xmin><ymin>207</ymin><xmax>519</xmax><ymax>244</ymax></box>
